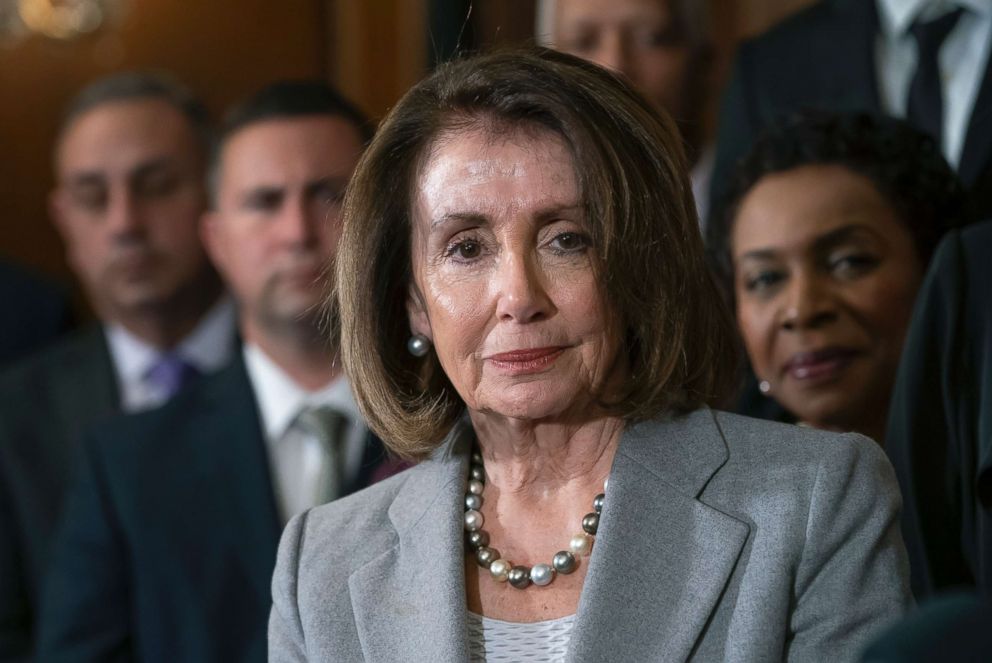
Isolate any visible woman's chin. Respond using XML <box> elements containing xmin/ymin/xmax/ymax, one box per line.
<box><xmin>469</xmin><ymin>383</ymin><xmax>583</xmax><ymax>423</ymax></box>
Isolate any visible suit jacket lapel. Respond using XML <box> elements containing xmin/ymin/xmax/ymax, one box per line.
<box><xmin>199</xmin><ymin>359</ymin><xmax>282</xmax><ymax>604</ymax></box>
<box><xmin>567</xmin><ymin>411</ymin><xmax>750</xmax><ymax>662</ymax></box>
<box><xmin>960</xmin><ymin>53</ymin><xmax>992</xmax><ymax>186</ymax></box>
<box><xmin>348</xmin><ymin>419</ymin><xmax>473</xmax><ymax>662</ymax></box>
<box><xmin>52</xmin><ymin>326</ymin><xmax>120</xmax><ymax>431</ymax></box>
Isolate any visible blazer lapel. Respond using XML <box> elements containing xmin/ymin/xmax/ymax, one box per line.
<box><xmin>200</xmin><ymin>359</ymin><xmax>282</xmax><ymax>604</ymax></box>
<box><xmin>348</xmin><ymin>419</ymin><xmax>474</xmax><ymax>662</ymax></box>
<box><xmin>567</xmin><ymin>411</ymin><xmax>750</xmax><ymax>663</ymax></box>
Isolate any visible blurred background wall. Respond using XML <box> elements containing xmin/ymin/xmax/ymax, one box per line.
<box><xmin>0</xmin><ymin>0</ymin><xmax>813</xmax><ymax>314</ymax></box>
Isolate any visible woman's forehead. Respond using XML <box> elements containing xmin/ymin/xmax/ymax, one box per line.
<box><xmin>414</xmin><ymin>128</ymin><xmax>578</xmax><ymax>215</ymax></box>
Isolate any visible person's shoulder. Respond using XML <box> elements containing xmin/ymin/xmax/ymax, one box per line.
<box><xmin>959</xmin><ymin>219</ymin><xmax>992</xmax><ymax>257</ymax></box>
<box><xmin>278</xmin><ymin>464</ymin><xmax>419</xmax><ymax>581</ymax></box>
<box><xmin>0</xmin><ymin>325</ymin><xmax>107</xmax><ymax>401</ymax></box>
<box><xmin>711</xmin><ymin>409</ymin><xmax>887</xmax><ymax>477</ymax></box>
<box><xmin>304</xmin><ymin>466</ymin><xmax>412</xmax><ymax>545</ymax></box>
<box><xmin>737</xmin><ymin>0</ymin><xmax>862</xmax><ymax>60</ymax></box>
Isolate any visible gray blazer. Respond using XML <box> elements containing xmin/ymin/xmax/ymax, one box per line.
<box><xmin>270</xmin><ymin>409</ymin><xmax>911</xmax><ymax>662</ymax></box>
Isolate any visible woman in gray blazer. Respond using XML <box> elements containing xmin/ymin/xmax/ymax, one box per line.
<box><xmin>270</xmin><ymin>49</ymin><xmax>911</xmax><ymax>662</ymax></box>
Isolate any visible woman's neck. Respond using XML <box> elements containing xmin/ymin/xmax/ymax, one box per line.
<box><xmin>468</xmin><ymin>412</ymin><xmax>622</xmax><ymax>499</ymax></box>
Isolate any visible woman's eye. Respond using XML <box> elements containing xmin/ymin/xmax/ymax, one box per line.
<box><xmin>829</xmin><ymin>253</ymin><xmax>879</xmax><ymax>277</ymax></box>
<box><xmin>444</xmin><ymin>239</ymin><xmax>483</xmax><ymax>261</ymax></box>
<box><xmin>744</xmin><ymin>270</ymin><xmax>784</xmax><ymax>293</ymax></box>
<box><xmin>549</xmin><ymin>232</ymin><xmax>589</xmax><ymax>254</ymax></box>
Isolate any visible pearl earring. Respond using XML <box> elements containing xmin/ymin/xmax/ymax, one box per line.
<box><xmin>407</xmin><ymin>334</ymin><xmax>431</xmax><ymax>357</ymax></box>
<box><xmin>758</xmin><ymin>380</ymin><xmax>771</xmax><ymax>394</ymax></box>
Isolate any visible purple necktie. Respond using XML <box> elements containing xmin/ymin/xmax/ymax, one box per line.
<box><xmin>145</xmin><ymin>353</ymin><xmax>201</xmax><ymax>399</ymax></box>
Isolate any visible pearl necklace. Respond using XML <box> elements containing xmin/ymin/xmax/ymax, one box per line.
<box><xmin>463</xmin><ymin>449</ymin><xmax>607</xmax><ymax>589</ymax></box>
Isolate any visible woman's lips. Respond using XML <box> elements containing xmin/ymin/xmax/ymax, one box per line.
<box><xmin>782</xmin><ymin>347</ymin><xmax>860</xmax><ymax>382</ymax></box>
<box><xmin>486</xmin><ymin>347</ymin><xmax>567</xmax><ymax>375</ymax></box>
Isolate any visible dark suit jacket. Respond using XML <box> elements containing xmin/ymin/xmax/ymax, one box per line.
<box><xmin>0</xmin><ymin>260</ymin><xmax>73</xmax><ymax>367</ymax></box>
<box><xmin>0</xmin><ymin>326</ymin><xmax>120</xmax><ymax>661</ymax></box>
<box><xmin>885</xmin><ymin>221</ymin><xmax>992</xmax><ymax>598</ymax></box>
<box><xmin>37</xmin><ymin>357</ymin><xmax>391</xmax><ymax>663</ymax></box>
<box><xmin>708</xmin><ymin>0</ymin><xmax>992</xmax><ymax>237</ymax></box>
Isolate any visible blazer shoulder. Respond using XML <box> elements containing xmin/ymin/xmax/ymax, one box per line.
<box><xmin>276</xmin><ymin>465</ymin><xmax>416</xmax><ymax>585</ymax></box>
<box><xmin>303</xmin><ymin>467</ymin><xmax>412</xmax><ymax>548</ymax></box>
<box><xmin>711</xmin><ymin>410</ymin><xmax>888</xmax><ymax>476</ymax></box>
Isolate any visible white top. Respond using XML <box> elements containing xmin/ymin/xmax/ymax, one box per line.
<box><xmin>242</xmin><ymin>344</ymin><xmax>367</xmax><ymax>521</ymax></box>
<box><xmin>104</xmin><ymin>296</ymin><xmax>237</xmax><ymax>413</ymax></box>
<box><xmin>467</xmin><ymin>612</ymin><xmax>576</xmax><ymax>662</ymax></box>
<box><xmin>875</xmin><ymin>0</ymin><xmax>992</xmax><ymax>167</ymax></box>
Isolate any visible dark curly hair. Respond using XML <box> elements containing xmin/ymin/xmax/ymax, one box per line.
<box><xmin>712</xmin><ymin>111</ymin><xmax>967</xmax><ymax>287</ymax></box>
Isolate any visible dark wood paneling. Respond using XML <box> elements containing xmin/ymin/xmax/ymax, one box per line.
<box><xmin>0</xmin><ymin>0</ymin><xmax>326</xmax><ymax>284</ymax></box>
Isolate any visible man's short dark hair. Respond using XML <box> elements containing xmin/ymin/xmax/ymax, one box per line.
<box><xmin>58</xmin><ymin>71</ymin><xmax>212</xmax><ymax>157</ymax></box>
<box><xmin>208</xmin><ymin>80</ymin><xmax>372</xmax><ymax>205</ymax></box>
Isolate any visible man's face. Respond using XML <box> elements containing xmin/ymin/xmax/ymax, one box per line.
<box><xmin>551</xmin><ymin>0</ymin><xmax>691</xmax><ymax>117</ymax></box>
<box><xmin>51</xmin><ymin>98</ymin><xmax>211</xmax><ymax>321</ymax></box>
<box><xmin>204</xmin><ymin>115</ymin><xmax>363</xmax><ymax>340</ymax></box>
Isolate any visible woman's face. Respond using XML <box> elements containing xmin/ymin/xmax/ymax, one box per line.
<box><xmin>731</xmin><ymin>164</ymin><xmax>923</xmax><ymax>434</ymax></box>
<box><xmin>408</xmin><ymin>126</ymin><xmax>623</xmax><ymax>422</ymax></box>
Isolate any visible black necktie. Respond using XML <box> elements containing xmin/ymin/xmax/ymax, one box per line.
<box><xmin>906</xmin><ymin>8</ymin><xmax>965</xmax><ymax>146</ymax></box>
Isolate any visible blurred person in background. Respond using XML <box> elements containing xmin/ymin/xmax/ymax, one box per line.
<box><xmin>0</xmin><ymin>72</ymin><xmax>235</xmax><ymax>661</ymax></box>
<box><xmin>886</xmin><ymin>219</ymin><xmax>992</xmax><ymax>598</ymax></box>
<box><xmin>537</xmin><ymin>0</ymin><xmax>716</xmax><ymax>224</ymax></box>
<box><xmin>715</xmin><ymin>112</ymin><xmax>965</xmax><ymax>443</ymax></box>
<box><xmin>709</xmin><ymin>0</ymin><xmax>991</xmax><ymax>245</ymax></box>
<box><xmin>37</xmin><ymin>80</ymin><xmax>399</xmax><ymax>663</ymax></box>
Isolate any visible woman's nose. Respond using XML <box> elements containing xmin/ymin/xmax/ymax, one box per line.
<box><xmin>779</xmin><ymin>273</ymin><xmax>837</xmax><ymax>331</ymax></box>
<box><xmin>494</xmin><ymin>253</ymin><xmax>555</xmax><ymax>324</ymax></box>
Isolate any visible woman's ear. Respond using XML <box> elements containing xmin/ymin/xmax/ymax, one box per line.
<box><xmin>406</xmin><ymin>284</ymin><xmax>432</xmax><ymax>341</ymax></box>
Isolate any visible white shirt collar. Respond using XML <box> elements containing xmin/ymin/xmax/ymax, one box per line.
<box><xmin>877</xmin><ymin>0</ymin><xmax>988</xmax><ymax>36</ymax></box>
<box><xmin>105</xmin><ymin>295</ymin><xmax>238</xmax><ymax>386</ymax></box>
<box><xmin>242</xmin><ymin>343</ymin><xmax>360</xmax><ymax>442</ymax></box>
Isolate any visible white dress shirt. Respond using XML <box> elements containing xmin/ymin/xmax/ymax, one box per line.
<box><xmin>105</xmin><ymin>296</ymin><xmax>237</xmax><ymax>413</ymax></box>
<box><xmin>242</xmin><ymin>343</ymin><xmax>368</xmax><ymax>521</ymax></box>
<box><xmin>875</xmin><ymin>0</ymin><xmax>992</xmax><ymax>167</ymax></box>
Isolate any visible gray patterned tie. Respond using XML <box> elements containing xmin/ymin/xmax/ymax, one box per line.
<box><xmin>294</xmin><ymin>405</ymin><xmax>348</xmax><ymax>505</ymax></box>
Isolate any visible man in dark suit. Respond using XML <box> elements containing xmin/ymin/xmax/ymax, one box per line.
<box><xmin>0</xmin><ymin>74</ymin><xmax>236</xmax><ymax>660</ymax></box>
<box><xmin>37</xmin><ymin>81</ymin><xmax>395</xmax><ymax>663</ymax></box>
<box><xmin>708</xmin><ymin>0</ymin><xmax>992</xmax><ymax>234</ymax></box>
<box><xmin>885</xmin><ymin>220</ymin><xmax>992</xmax><ymax>598</ymax></box>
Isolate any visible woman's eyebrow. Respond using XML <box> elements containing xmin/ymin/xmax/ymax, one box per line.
<box><xmin>430</xmin><ymin>211</ymin><xmax>488</xmax><ymax>231</ymax></box>
<box><xmin>811</xmin><ymin>223</ymin><xmax>881</xmax><ymax>251</ymax></box>
<box><xmin>534</xmin><ymin>203</ymin><xmax>583</xmax><ymax>223</ymax></box>
<box><xmin>737</xmin><ymin>247</ymin><xmax>778</xmax><ymax>262</ymax></box>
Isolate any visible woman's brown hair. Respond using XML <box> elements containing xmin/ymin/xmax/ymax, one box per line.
<box><xmin>336</xmin><ymin>47</ymin><xmax>737</xmax><ymax>459</ymax></box>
